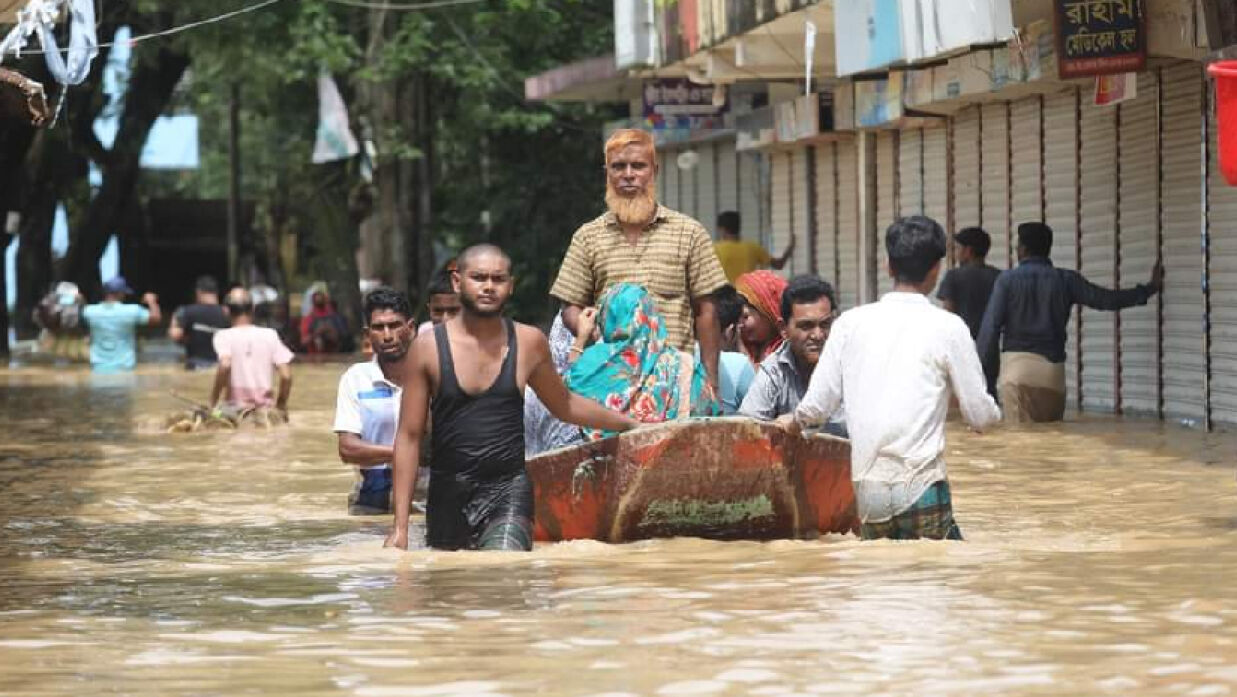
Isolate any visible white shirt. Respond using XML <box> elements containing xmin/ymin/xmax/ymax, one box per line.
<box><xmin>333</xmin><ymin>360</ymin><xmax>402</xmax><ymax>470</ymax></box>
<box><xmin>794</xmin><ymin>292</ymin><xmax>1000</xmax><ymax>523</ymax></box>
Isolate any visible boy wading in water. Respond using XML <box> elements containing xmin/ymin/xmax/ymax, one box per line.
<box><xmin>385</xmin><ymin>244</ymin><xmax>637</xmax><ymax>551</ymax></box>
<box><xmin>781</xmin><ymin>216</ymin><xmax>1000</xmax><ymax>540</ymax></box>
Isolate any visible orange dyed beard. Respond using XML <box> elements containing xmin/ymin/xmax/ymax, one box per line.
<box><xmin>605</xmin><ymin>181</ymin><xmax>657</xmax><ymax>226</ymax></box>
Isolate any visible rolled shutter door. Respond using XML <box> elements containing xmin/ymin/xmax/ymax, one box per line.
<box><xmin>1043</xmin><ymin>88</ymin><xmax>1081</xmax><ymax>407</ymax></box>
<box><xmin>922</xmin><ymin>126</ymin><xmax>949</xmax><ymax>230</ymax></box>
<box><xmin>791</xmin><ymin>146</ymin><xmax>812</xmax><ymax>274</ymax></box>
<box><xmin>1118</xmin><ymin>72</ymin><xmax>1160</xmax><ymax>417</ymax></box>
<box><xmin>876</xmin><ymin>131</ymin><xmax>897</xmax><ymax>295</ymax></box>
<box><xmin>1010</xmin><ymin>97</ymin><xmax>1043</xmax><ymax>239</ymax></box>
<box><xmin>738</xmin><ymin>151</ymin><xmax>764</xmax><ymax>243</ymax></box>
<box><xmin>836</xmin><ymin>139</ymin><xmax>861</xmax><ymax>311</ymax></box>
<box><xmin>717</xmin><ymin>141</ymin><xmax>739</xmax><ymax>219</ymax></box>
<box><xmin>1160</xmin><ymin>64</ymin><xmax>1207</xmax><ymax>424</ymax></box>
<box><xmin>1079</xmin><ymin>93</ymin><xmax>1119</xmax><ymax>412</ymax></box>
<box><xmin>1208</xmin><ymin>76</ymin><xmax>1237</xmax><ymax>425</ymax></box>
<box><xmin>696</xmin><ymin>143</ymin><xmax>718</xmax><ymax>233</ymax></box>
<box><xmin>815</xmin><ymin>143</ymin><xmax>839</xmax><ymax>286</ymax></box>
<box><xmin>770</xmin><ymin>151</ymin><xmax>792</xmax><ymax>277</ymax></box>
<box><xmin>952</xmin><ymin>106</ymin><xmax>982</xmax><ymax>255</ymax></box>
<box><xmin>663</xmin><ymin>148</ymin><xmax>681</xmax><ymax>212</ymax></box>
<box><xmin>899</xmin><ymin>128</ymin><xmax>924</xmax><ymax>215</ymax></box>
<box><xmin>981</xmin><ymin>103</ymin><xmax>1012</xmax><ymax>269</ymax></box>
<box><xmin>681</xmin><ymin>150</ymin><xmax>698</xmax><ymax>219</ymax></box>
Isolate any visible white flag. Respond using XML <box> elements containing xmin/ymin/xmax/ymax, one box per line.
<box><xmin>313</xmin><ymin>73</ymin><xmax>359</xmax><ymax>164</ymax></box>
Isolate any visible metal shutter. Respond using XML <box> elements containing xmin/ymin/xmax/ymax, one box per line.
<box><xmin>1043</xmin><ymin>88</ymin><xmax>1082</xmax><ymax>408</ymax></box>
<box><xmin>696</xmin><ymin>143</ymin><xmax>718</xmax><ymax>234</ymax></box>
<box><xmin>770</xmin><ymin>151</ymin><xmax>793</xmax><ymax>277</ymax></box>
<box><xmin>663</xmin><ymin>148</ymin><xmax>681</xmax><ymax>212</ymax></box>
<box><xmin>1079</xmin><ymin>96</ymin><xmax>1119</xmax><ymax>412</ymax></box>
<box><xmin>899</xmin><ymin>128</ymin><xmax>924</xmax><ymax>215</ymax></box>
<box><xmin>875</xmin><ymin>131</ymin><xmax>897</xmax><ymax>295</ymax></box>
<box><xmin>681</xmin><ymin>150</ymin><xmax>699</xmax><ymax>219</ymax></box>
<box><xmin>738</xmin><ymin>151</ymin><xmax>764</xmax><ymax>244</ymax></box>
<box><xmin>792</xmin><ymin>146</ymin><xmax>813</xmax><ymax>275</ymax></box>
<box><xmin>815</xmin><ymin>143</ymin><xmax>839</xmax><ymax>285</ymax></box>
<box><xmin>1118</xmin><ymin>72</ymin><xmax>1161</xmax><ymax>417</ymax></box>
<box><xmin>953</xmin><ymin>106</ymin><xmax>982</xmax><ymax>253</ymax></box>
<box><xmin>922</xmin><ymin>126</ymin><xmax>949</xmax><ymax>230</ymax></box>
<box><xmin>657</xmin><ymin>151</ymin><xmax>668</xmax><ymax>204</ymax></box>
<box><xmin>1208</xmin><ymin>78</ymin><xmax>1237</xmax><ymax>425</ymax></box>
<box><xmin>1160</xmin><ymin>64</ymin><xmax>1207</xmax><ymax>424</ymax></box>
<box><xmin>836</xmin><ymin>139</ymin><xmax>861</xmax><ymax>311</ymax></box>
<box><xmin>1010</xmin><ymin>97</ymin><xmax>1043</xmax><ymax>237</ymax></box>
<box><xmin>717</xmin><ymin>141</ymin><xmax>739</xmax><ymax>220</ymax></box>
<box><xmin>981</xmin><ymin>103</ymin><xmax>1012</xmax><ymax>269</ymax></box>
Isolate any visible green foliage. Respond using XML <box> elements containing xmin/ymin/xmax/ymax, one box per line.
<box><xmin>140</xmin><ymin>0</ymin><xmax>619</xmax><ymax>321</ymax></box>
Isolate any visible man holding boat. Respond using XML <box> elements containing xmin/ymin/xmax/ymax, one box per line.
<box><xmin>385</xmin><ymin>244</ymin><xmax>637</xmax><ymax>552</ymax></box>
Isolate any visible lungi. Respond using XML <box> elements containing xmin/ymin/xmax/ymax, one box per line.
<box><xmin>998</xmin><ymin>351</ymin><xmax>1066</xmax><ymax>423</ymax></box>
<box><xmin>859</xmin><ymin>481</ymin><xmax>963</xmax><ymax>541</ymax></box>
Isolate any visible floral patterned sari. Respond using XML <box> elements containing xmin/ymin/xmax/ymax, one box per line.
<box><xmin>565</xmin><ymin>283</ymin><xmax>719</xmax><ymax>440</ymax></box>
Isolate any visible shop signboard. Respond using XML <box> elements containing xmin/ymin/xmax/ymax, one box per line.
<box><xmin>854</xmin><ymin>76</ymin><xmax>903</xmax><ymax>128</ymax></box>
<box><xmin>615</xmin><ymin>0</ymin><xmax>656</xmax><ymax>70</ymax></box>
<box><xmin>642</xmin><ymin>78</ymin><xmax>727</xmax><ymax>132</ymax></box>
<box><xmin>834</xmin><ymin>0</ymin><xmax>907</xmax><ymax>77</ymax></box>
<box><xmin>833</xmin><ymin>0</ymin><xmax>1015</xmax><ymax>77</ymax></box>
<box><xmin>1054</xmin><ymin>0</ymin><xmax>1146</xmax><ymax>78</ymax></box>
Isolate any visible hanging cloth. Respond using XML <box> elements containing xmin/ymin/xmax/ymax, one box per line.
<box><xmin>0</xmin><ymin>0</ymin><xmax>99</xmax><ymax>86</ymax></box>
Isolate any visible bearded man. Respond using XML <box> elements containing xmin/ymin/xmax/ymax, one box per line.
<box><xmin>385</xmin><ymin>244</ymin><xmax>637</xmax><ymax>551</ymax></box>
<box><xmin>550</xmin><ymin>128</ymin><xmax>729</xmax><ymax>389</ymax></box>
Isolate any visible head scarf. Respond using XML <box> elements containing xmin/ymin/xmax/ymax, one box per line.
<box><xmin>525</xmin><ymin>313</ymin><xmax>583</xmax><ymax>456</ymax></box>
<box><xmin>566</xmin><ymin>283</ymin><xmax>718</xmax><ymax>440</ymax></box>
<box><xmin>734</xmin><ymin>270</ymin><xmax>788</xmax><ymax>364</ymax></box>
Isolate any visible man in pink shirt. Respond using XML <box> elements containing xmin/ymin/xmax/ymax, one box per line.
<box><xmin>210</xmin><ymin>288</ymin><xmax>295</xmax><ymax>415</ymax></box>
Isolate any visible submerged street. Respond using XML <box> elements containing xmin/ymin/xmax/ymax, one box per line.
<box><xmin>0</xmin><ymin>364</ymin><xmax>1235</xmax><ymax>696</ymax></box>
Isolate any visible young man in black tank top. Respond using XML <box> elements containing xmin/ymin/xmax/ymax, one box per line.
<box><xmin>385</xmin><ymin>244</ymin><xmax>638</xmax><ymax>551</ymax></box>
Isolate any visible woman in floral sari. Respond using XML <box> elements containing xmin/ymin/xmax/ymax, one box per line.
<box><xmin>565</xmin><ymin>283</ymin><xmax>719</xmax><ymax>440</ymax></box>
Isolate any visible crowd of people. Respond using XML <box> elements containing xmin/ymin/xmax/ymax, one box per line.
<box><xmin>57</xmin><ymin>126</ymin><xmax>1164</xmax><ymax>553</ymax></box>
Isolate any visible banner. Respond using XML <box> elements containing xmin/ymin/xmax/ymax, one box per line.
<box><xmin>312</xmin><ymin>73</ymin><xmax>359</xmax><ymax>164</ymax></box>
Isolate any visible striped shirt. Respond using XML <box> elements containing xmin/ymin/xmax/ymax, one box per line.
<box><xmin>550</xmin><ymin>205</ymin><xmax>728</xmax><ymax>350</ymax></box>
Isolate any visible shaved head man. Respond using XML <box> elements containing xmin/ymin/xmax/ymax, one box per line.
<box><xmin>386</xmin><ymin>244</ymin><xmax>637</xmax><ymax>552</ymax></box>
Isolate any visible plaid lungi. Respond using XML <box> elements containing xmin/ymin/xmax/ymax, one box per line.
<box><xmin>859</xmin><ymin>480</ymin><xmax>963</xmax><ymax>541</ymax></box>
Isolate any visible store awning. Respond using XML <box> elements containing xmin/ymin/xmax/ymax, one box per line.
<box><xmin>524</xmin><ymin>54</ymin><xmax>641</xmax><ymax>103</ymax></box>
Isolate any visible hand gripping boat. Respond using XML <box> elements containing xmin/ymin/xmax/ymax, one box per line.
<box><xmin>526</xmin><ymin>417</ymin><xmax>858</xmax><ymax>543</ymax></box>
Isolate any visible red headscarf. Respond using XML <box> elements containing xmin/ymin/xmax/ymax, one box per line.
<box><xmin>734</xmin><ymin>270</ymin><xmax>788</xmax><ymax>364</ymax></box>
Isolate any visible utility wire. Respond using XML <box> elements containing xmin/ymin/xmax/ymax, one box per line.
<box><xmin>323</xmin><ymin>0</ymin><xmax>486</xmax><ymax>9</ymax></box>
<box><xmin>122</xmin><ymin>0</ymin><xmax>286</xmax><ymax>47</ymax></box>
<box><xmin>4</xmin><ymin>0</ymin><xmax>287</xmax><ymax>56</ymax></box>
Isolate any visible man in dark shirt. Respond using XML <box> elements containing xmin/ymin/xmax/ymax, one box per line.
<box><xmin>976</xmin><ymin>222</ymin><xmax>1162</xmax><ymax>422</ymax></box>
<box><xmin>937</xmin><ymin>227</ymin><xmax>1001</xmax><ymax>339</ymax></box>
<box><xmin>168</xmin><ymin>275</ymin><xmax>229</xmax><ymax>370</ymax></box>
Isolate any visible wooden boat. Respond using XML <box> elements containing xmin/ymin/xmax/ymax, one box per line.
<box><xmin>527</xmin><ymin>417</ymin><xmax>858</xmax><ymax>543</ymax></box>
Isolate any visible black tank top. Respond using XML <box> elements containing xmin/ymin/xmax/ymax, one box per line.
<box><xmin>178</xmin><ymin>304</ymin><xmax>229</xmax><ymax>367</ymax></box>
<box><xmin>431</xmin><ymin>319</ymin><xmax>525</xmax><ymax>479</ymax></box>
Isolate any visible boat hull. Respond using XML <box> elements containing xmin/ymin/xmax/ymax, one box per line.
<box><xmin>527</xmin><ymin>417</ymin><xmax>857</xmax><ymax>543</ymax></box>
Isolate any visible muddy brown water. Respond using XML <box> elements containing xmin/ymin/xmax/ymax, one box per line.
<box><xmin>1</xmin><ymin>364</ymin><xmax>1235</xmax><ymax>696</ymax></box>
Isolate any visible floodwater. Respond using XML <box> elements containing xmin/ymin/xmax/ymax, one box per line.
<box><xmin>1</xmin><ymin>363</ymin><xmax>1235</xmax><ymax>697</ymax></box>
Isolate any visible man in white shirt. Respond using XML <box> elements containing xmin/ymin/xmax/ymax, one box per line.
<box><xmin>782</xmin><ymin>216</ymin><xmax>1000</xmax><ymax>540</ymax></box>
<box><xmin>334</xmin><ymin>287</ymin><xmax>415</xmax><ymax>515</ymax></box>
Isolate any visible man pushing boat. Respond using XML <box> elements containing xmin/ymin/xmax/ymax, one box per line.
<box><xmin>385</xmin><ymin>244</ymin><xmax>638</xmax><ymax>551</ymax></box>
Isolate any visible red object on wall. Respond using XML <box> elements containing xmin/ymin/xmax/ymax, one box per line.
<box><xmin>1210</xmin><ymin>61</ymin><xmax>1237</xmax><ymax>186</ymax></box>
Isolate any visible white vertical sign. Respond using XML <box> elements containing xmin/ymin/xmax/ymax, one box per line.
<box><xmin>805</xmin><ymin>20</ymin><xmax>817</xmax><ymax>95</ymax></box>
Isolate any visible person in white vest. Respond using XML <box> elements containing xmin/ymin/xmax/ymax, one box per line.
<box><xmin>334</xmin><ymin>287</ymin><xmax>415</xmax><ymax>515</ymax></box>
